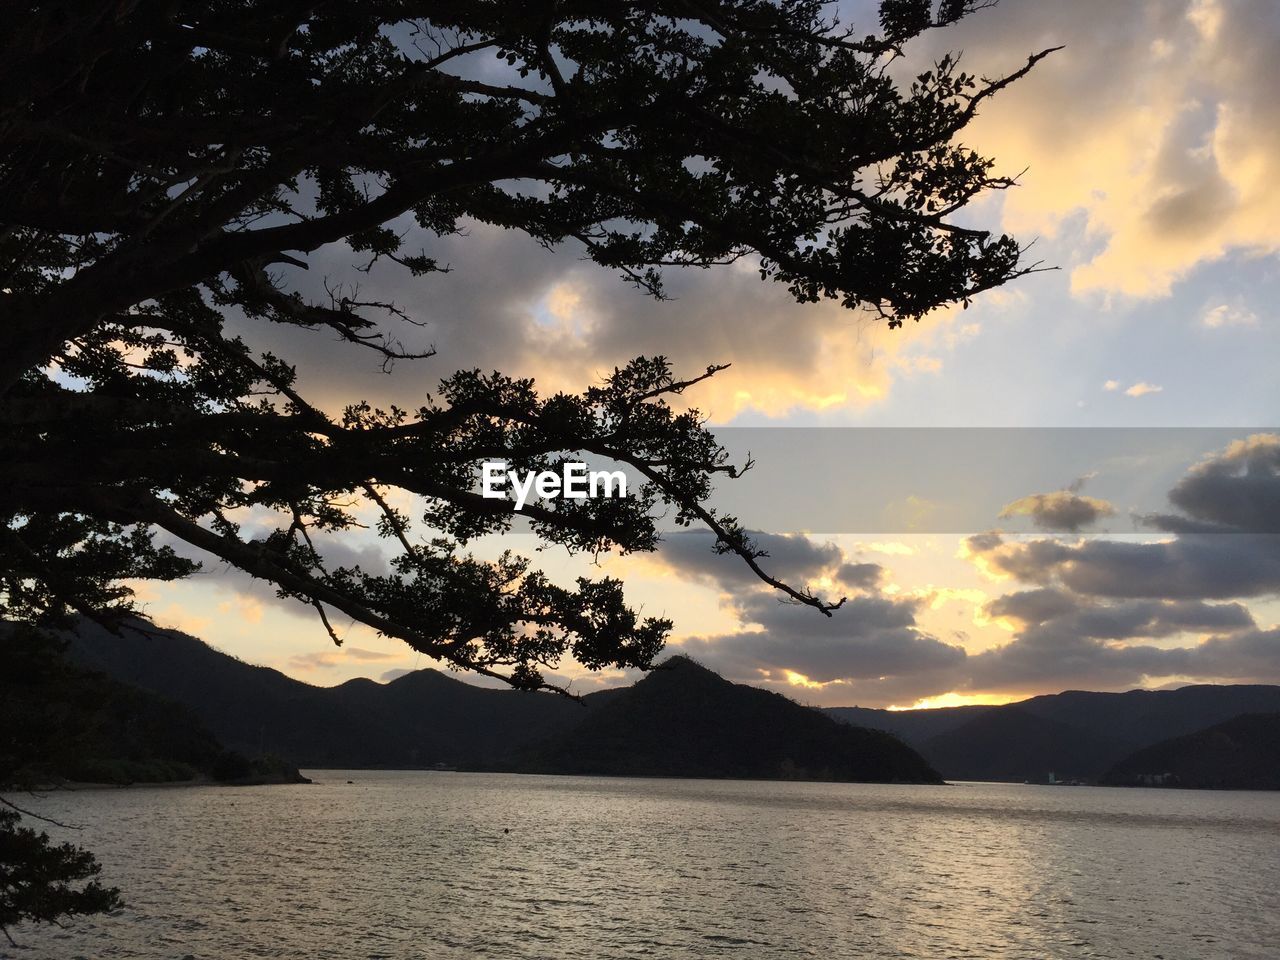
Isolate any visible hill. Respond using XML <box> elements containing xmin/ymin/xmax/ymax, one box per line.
<box><xmin>826</xmin><ymin>685</ymin><xmax>1280</xmax><ymax>782</ymax></box>
<box><xmin>60</xmin><ymin>618</ymin><xmax>1280</xmax><ymax>787</ymax></box>
<box><xmin>1101</xmin><ymin>713</ymin><xmax>1280</xmax><ymax>790</ymax></box>
<box><xmin>824</xmin><ymin>704</ymin><xmax>994</xmax><ymax>745</ymax></box>
<box><xmin>63</xmin><ymin>618</ymin><xmax>584</xmax><ymax>768</ymax></box>
<box><xmin>511</xmin><ymin>657</ymin><xmax>943</xmax><ymax>783</ymax></box>
<box><xmin>1</xmin><ymin>624</ymin><xmax>306</xmax><ymax>787</ymax></box>
<box><xmin>919</xmin><ymin>707</ymin><xmax>1129</xmax><ymax>783</ymax></box>
<box><xmin>60</xmin><ymin>620</ymin><xmax>936</xmax><ymax>782</ymax></box>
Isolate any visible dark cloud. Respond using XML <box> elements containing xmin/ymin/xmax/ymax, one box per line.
<box><xmin>659</xmin><ymin>532</ymin><xmax>964</xmax><ymax>704</ymax></box>
<box><xmin>999</xmin><ymin>489</ymin><xmax>1116</xmax><ymax>532</ymax></box>
<box><xmin>987</xmin><ymin>590</ymin><xmax>1255</xmax><ymax>639</ymax></box>
<box><xmin>1193</xmin><ymin>629</ymin><xmax>1280</xmax><ymax>682</ymax></box>
<box><xmin>968</xmin><ymin>625</ymin><xmax>1280</xmax><ymax>695</ymax></box>
<box><xmin>950</xmin><ymin>436</ymin><xmax>1280</xmax><ymax>696</ymax></box>
<box><xmin>967</xmin><ymin>532</ymin><xmax>1280</xmax><ymax>600</ymax></box>
<box><xmin>656</xmin><ymin>530</ymin><xmax>881</xmax><ymax>596</ymax></box>
<box><xmin>985</xmin><ymin>587</ymin><xmax>1080</xmax><ymax>625</ymax></box>
<box><xmin>970</xmin><ymin>587</ymin><xmax>1257</xmax><ymax>691</ymax></box>
<box><xmin>228</xmin><ymin>215</ymin><xmax>903</xmax><ymax>422</ymax></box>
<box><xmin>837</xmin><ymin>562</ymin><xmax>885</xmax><ymax>591</ymax></box>
<box><xmin>1146</xmin><ymin>433</ymin><xmax>1280</xmax><ymax>533</ymax></box>
<box><xmin>678</xmin><ymin>593</ymin><xmax>966</xmax><ymax>693</ymax></box>
<box><xmin>967</xmin><ymin>635</ymin><xmax>1190</xmax><ymax>693</ymax></box>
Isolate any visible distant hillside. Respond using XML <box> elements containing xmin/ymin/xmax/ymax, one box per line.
<box><xmin>61</xmin><ymin>621</ymin><xmax>936</xmax><ymax>782</ymax></box>
<box><xmin>920</xmin><ymin>707</ymin><xmax>1129</xmax><ymax>783</ymax></box>
<box><xmin>1</xmin><ymin>624</ymin><xmax>306</xmax><ymax>787</ymax></box>
<box><xmin>1102</xmin><ymin>713</ymin><xmax>1280</xmax><ymax>790</ymax></box>
<box><xmin>826</xmin><ymin>685</ymin><xmax>1280</xmax><ymax>783</ymax></box>
<box><xmin>512</xmin><ymin>657</ymin><xmax>943</xmax><ymax>783</ymax></box>
<box><xmin>62</xmin><ymin>618</ymin><xmax>1280</xmax><ymax>787</ymax></box>
<box><xmin>64</xmin><ymin>618</ymin><xmax>584</xmax><ymax>768</ymax></box>
<box><xmin>824</xmin><ymin>704</ymin><xmax>993</xmax><ymax>745</ymax></box>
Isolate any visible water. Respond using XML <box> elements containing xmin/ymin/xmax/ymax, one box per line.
<box><xmin>5</xmin><ymin>772</ymin><xmax>1280</xmax><ymax>959</ymax></box>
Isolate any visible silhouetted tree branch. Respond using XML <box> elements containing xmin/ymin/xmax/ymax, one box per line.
<box><xmin>2</xmin><ymin>0</ymin><xmax>1047</xmax><ymax>689</ymax></box>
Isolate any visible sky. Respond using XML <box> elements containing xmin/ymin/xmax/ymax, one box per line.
<box><xmin>129</xmin><ymin>0</ymin><xmax>1280</xmax><ymax>709</ymax></box>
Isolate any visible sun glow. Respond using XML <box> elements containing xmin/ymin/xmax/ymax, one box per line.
<box><xmin>887</xmin><ymin>691</ymin><xmax>1021</xmax><ymax>711</ymax></box>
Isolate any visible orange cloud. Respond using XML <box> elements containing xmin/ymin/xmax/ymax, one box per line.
<box><xmin>912</xmin><ymin>0</ymin><xmax>1280</xmax><ymax>299</ymax></box>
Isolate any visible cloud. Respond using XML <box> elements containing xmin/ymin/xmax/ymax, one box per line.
<box><xmin>342</xmin><ymin>647</ymin><xmax>398</xmax><ymax>662</ymax></box>
<box><xmin>951</xmin><ymin>433</ymin><xmax>1280</xmax><ymax>692</ymax></box>
<box><xmin>286</xmin><ymin>646</ymin><xmax>396</xmax><ymax>672</ymax></box>
<box><xmin>966</xmin><ymin>581</ymin><xmax>1260</xmax><ymax>692</ymax></box>
<box><xmin>1149</xmin><ymin>433</ymin><xmax>1280</xmax><ymax>533</ymax></box>
<box><xmin>907</xmin><ymin>0</ymin><xmax>1280</xmax><ymax>298</ymax></box>
<box><xmin>639</xmin><ymin>531</ymin><xmax>967</xmax><ymax>704</ymax></box>
<box><xmin>1124</xmin><ymin>382</ymin><xmax>1163</xmax><ymax>397</ymax></box>
<box><xmin>1103</xmin><ymin>380</ymin><xmax>1121</xmax><ymax>392</ymax></box>
<box><xmin>1000</xmin><ymin>489</ymin><xmax>1116</xmax><ymax>532</ymax></box>
<box><xmin>216</xmin><ymin>594</ymin><xmax>265</xmax><ymax>624</ymax></box>
<box><xmin>1202</xmin><ymin>302</ymin><xmax>1259</xmax><ymax>328</ymax></box>
<box><xmin>235</xmin><ymin>219</ymin><xmax>979</xmax><ymax>423</ymax></box>
<box><xmin>655</xmin><ymin>530</ymin><xmax>882</xmax><ymax>596</ymax></box>
<box><xmin>286</xmin><ymin>651</ymin><xmax>344</xmax><ymax>672</ymax></box>
<box><xmin>965</xmin><ymin>531</ymin><xmax>1280</xmax><ymax>601</ymax></box>
<box><xmin>985</xmin><ymin>590</ymin><xmax>1254</xmax><ymax>638</ymax></box>
<box><xmin>674</xmin><ymin>432</ymin><xmax>1280</xmax><ymax>701</ymax></box>
<box><xmin>1193</xmin><ymin>628</ymin><xmax>1280</xmax><ymax>682</ymax></box>
<box><xmin>677</xmin><ymin>590</ymin><xmax>968</xmax><ymax>705</ymax></box>
<box><xmin>968</xmin><ymin>617</ymin><xmax>1278</xmax><ymax>694</ymax></box>
<box><xmin>652</xmin><ymin>437</ymin><xmax>1280</xmax><ymax>701</ymax></box>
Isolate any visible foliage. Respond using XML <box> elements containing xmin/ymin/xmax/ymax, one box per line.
<box><xmin>1</xmin><ymin>0</ymin><xmax>1048</xmax><ymax>692</ymax></box>
<box><xmin>0</xmin><ymin>805</ymin><xmax>122</xmax><ymax>945</ymax></box>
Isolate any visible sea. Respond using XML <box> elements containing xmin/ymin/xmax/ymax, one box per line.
<box><xmin>4</xmin><ymin>771</ymin><xmax>1279</xmax><ymax>959</ymax></box>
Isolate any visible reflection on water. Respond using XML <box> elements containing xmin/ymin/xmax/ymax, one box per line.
<box><xmin>6</xmin><ymin>773</ymin><xmax>1280</xmax><ymax>959</ymax></box>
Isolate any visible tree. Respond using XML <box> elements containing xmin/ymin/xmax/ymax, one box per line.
<box><xmin>1</xmin><ymin>0</ymin><xmax>1050</xmax><ymax>691</ymax></box>
<box><xmin>0</xmin><ymin>623</ymin><xmax>123</xmax><ymax>944</ymax></box>
<box><xmin>2</xmin><ymin>0</ymin><xmax>1050</xmax><ymax>934</ymax></box>
<box><xmin>0</xmin><ymin>805</ymin><xmax>123</xmax><ymax>946</ymax></box>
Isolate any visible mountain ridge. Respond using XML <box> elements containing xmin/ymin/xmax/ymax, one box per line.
<box><xmin>60</xmin><ymin>621</ymin><xmax>939</xmax><ymax>782</ymax></box>
<box><xmin>825</xmin><ymin>684</ymin><xmax>1280</xmax><ymax>782</ymax></box>
<box><xmin>58</xmin><ymin>619</ymin><xmax>1280</xmax><ymax>786</ymax></box>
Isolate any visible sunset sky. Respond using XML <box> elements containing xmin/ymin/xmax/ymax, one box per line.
<box><xmin>129</xmin><ymin>0</ymin><xmax>1280</xmax><ymax>709</ymax></box>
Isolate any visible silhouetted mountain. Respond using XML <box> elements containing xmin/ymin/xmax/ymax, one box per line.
<box><xmin>1</xmin><ymin>624</ymin><xmax>306</xmax><ymax>786</ymax></box>
<box><xmin>61</xmin><ymin>622</ymin><xmax>936</xmax><ymax>782</ymax></box>
<box><xmin>824</xmin><ymin>704</ymin><xmax>993</xmax><ymax>744</ymax></box>
<box><xmin>63</xmin><ymin>619</ymin><xmax>583</xmax><ymax>768</ymax></box>
<box><xmin>1016</xmin><ymin>686</ymin><xmax>1280</xmax><ymax>746</ymax></box>
<box><xmin>920</xmin><ymin>707</ymin><xmax>1129</xmax><ymax>783</ymax></box>
<box><xmin>826</xmin><ymin>685</ymin><xmax>1280</xmax><ymax>783</ymax></box>
<box><xmin>63</xmin><ymin>619</ymin><xmax>1280</xmax><ymax>787</ymax></box>
<box><xmin>1101</xmin><ymin>713</ymin><xmax>1280</xmax><ymax>790</ymax></box>
<box><xmin>511</xmin><ymin>657</ymin><xmax>943</xmax><ymax>783</ymax></box>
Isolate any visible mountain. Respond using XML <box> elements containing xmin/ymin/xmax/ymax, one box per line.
<box><xmin>919</xmin><ymin>707</ymin><xmax>1129</xmax><ymax>783</ymax></box>
<box><xmin>824</xmin><ymin>704</ymin><xmax>993</xmax><ymax>744</ymax></box>
<box><xmin>826</xmin><ymin>685</ymin><xmax>1280</xmax><ymax>783</ymax></box>
<box><xmin>64</xmin><ymin>618</ymin><xmax>1280</xmax><ymax>787</ymax></box>
<box><xmin>61</xmin><ymin>621</ymin><xmax>937</xmax><ymax>782</ymax></box>
<box><xmin>1101</xmin><ymin>713</ymin><xmax>1280</xmax><ymax>790</ymax></box>
<box><xmin>1</xmin><ymin>624</ymin><xmax>306</xmax><ymax>787</ymax></box>
<box><xmin>63</xmin><ymin>619</ymin><xmax>583</xmax><ymax>768</ymax></box>
<box><xmin>511</xmin><ymin>657</ymin><xmax>942</xmax><ymax>783</ymax></box>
